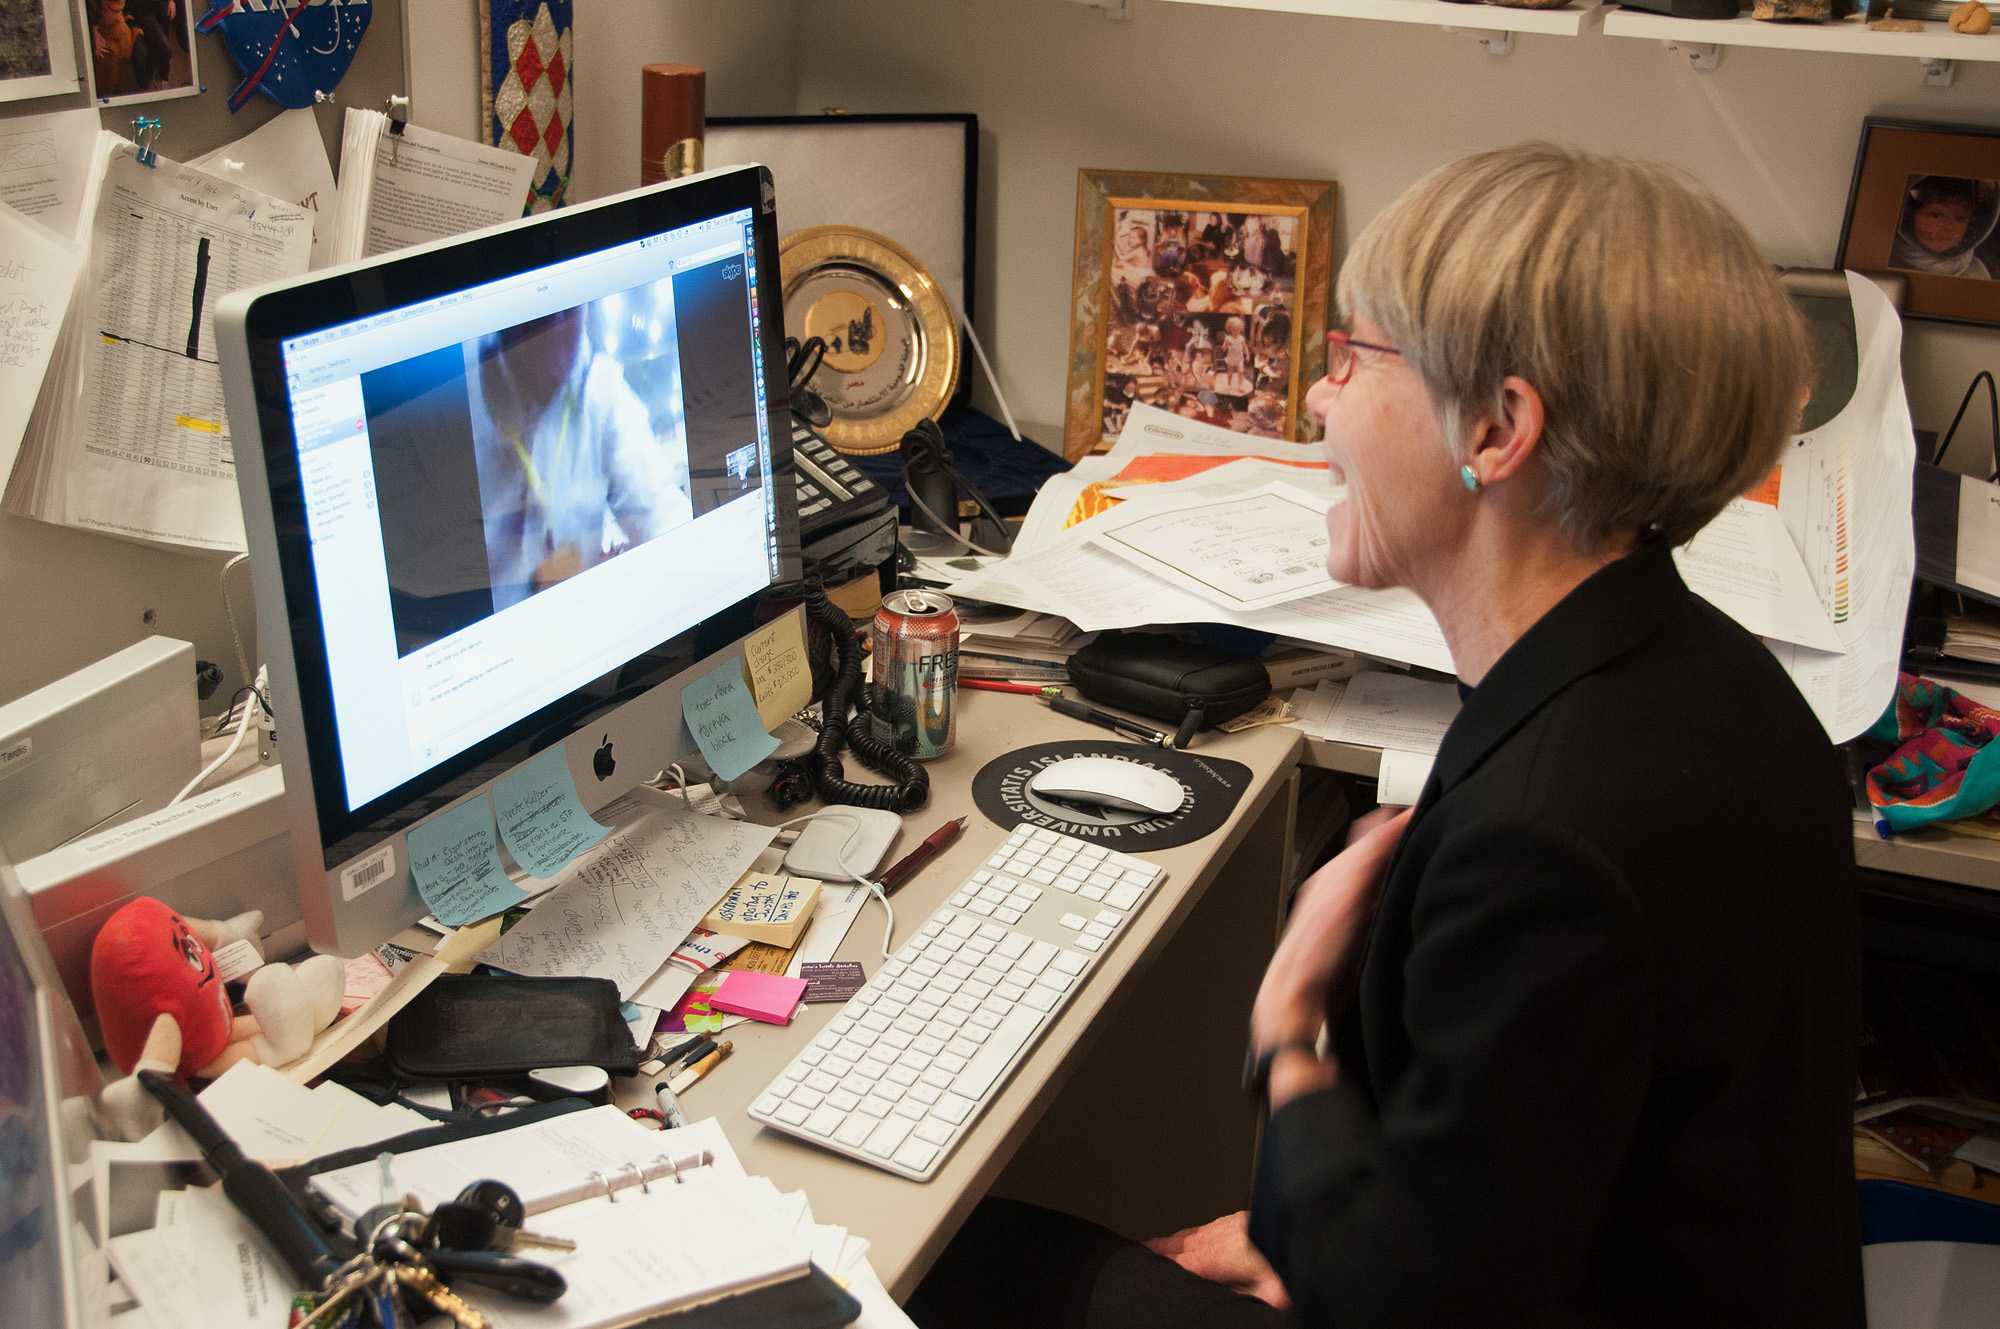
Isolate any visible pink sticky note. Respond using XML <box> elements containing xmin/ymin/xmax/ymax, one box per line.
<box><xmin>711</xmin><ymin>970</ymin><xmax>810</xmax><ymax>1026</ymax></box>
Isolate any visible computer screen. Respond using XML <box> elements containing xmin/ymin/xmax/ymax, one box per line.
<box><xmin>219</xmin><ymin>166</ymin><xmax>800</xmax><ymax>956</ymax></box>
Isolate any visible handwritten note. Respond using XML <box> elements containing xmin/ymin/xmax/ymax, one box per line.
<box><xmin>742</xmin><ymin>612</ymin><xmax>812</xmax><ymax>729</ymax></box>
<box><xmin>682</xmin><ymin>658</ymin><xmax>779</xmax><ymax>781</ymax></box>
<box><xmin>406</xmin><ymin>796</ymin><xmax>529</xmax><ymax>927</ymax></box>
<box><xmin>0</xmin><ymin>202</ymin><xmax>79</xmax><ymax>481</ymax></box>
<box><xmin>493</xmin><ymin>745</ymin><xmax>612</xmax><ymax>878</ymax></box>
<box><xmin>474</xmin><ymin>806</ymin><xmax>777</xmax><ymax>999</ymax></box>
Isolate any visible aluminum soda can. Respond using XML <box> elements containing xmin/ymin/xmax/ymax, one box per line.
<box><xmin>872</xmin><ymin>589</ymin><xmax>959</xmax><ymax>759</ymax></box>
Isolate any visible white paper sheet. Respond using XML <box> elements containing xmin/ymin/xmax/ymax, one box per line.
<box><xmin>332</xmin><ymin>109</ymin><xmax>537</xmax><ymax>263</ymax></box>
<box><xmin>0</xmin><ymin>201</ymin><xmax>78</xmax><ymax>482</ymax></box>
<box><xmin>107</xmin><ymin>1188</ymin><xmax>290</xmax><ymax>1329</ymax></box>
<box><xmin>1376</xmin><ymin>748</ymin><xmax>1435</xmax><ymax>806</ymax></box>
<box><xmin>1086</xmin><ymin>482</ymin><xmax>1337</xmax><ymax>611</ymax></box>
<box><xmin>1323</xmin><ymin>672</ymin><xmax>1462</xmax><ymax>754</ymax></box>
<box><xmin>1107</xmin><ymin>401</ymin><xmax>1323</xmax><ymax>464</ymax></box>
<box><xmin>476</xmin><ymin>807</ymin><xmax>777</xmax><ymax>999</ymax></box>
<box><xmin>188</xmin><ymin>109</ymin><xmax>338</xmax><ymax>270</ymax></box>
<box><xmin>1117</xmin><ymin>454</ymin><xmax>1335</xmax><ymax>506</ymax></box>
<box><xmin>0</xmin><ymin>108</ymin><xmax>101</xmax><ymax>239</ymax></box>
<box><xmin>785</xmin><ymin>881</ymin><xmax>873</xmax><ymax>977</ymax></box>
<box><xmin>135</xmin><ymin>1062</ymin><xmax>340</xmax><ymax>1166</ymax></box>
<box><xmin>1674</xmin><ymin>497</ymin><xmax>1845</xmax><ymax>653</ymax></box>
<box><xmin>1287</xmin><ymin>678</ymin><xmax>1348</xmax><ymax>733</ymax></box>
<box><xmin>1242</xmin><ymin>583</ymin><xmax>1456</xmax><ymax>675</ymax></box>
<box><xmin>1767</xmin><ymin>272</ymin><xmax>1917</xmax><ymax>742</ymax></box>
<box><xmin>47</xmin><ymin>147</ymin><xmax>310</xmax><ymax>551</ymax></box>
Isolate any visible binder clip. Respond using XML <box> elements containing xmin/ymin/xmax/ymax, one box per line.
<box><xmin>132</xmin><ymin>116</ymin><xmax>162</xmax><ymax>168</ymax></box>
<box><xmin>385</xmin><ymin>95</ymin><xmax>409</xmax><ymax>137</ymax></box>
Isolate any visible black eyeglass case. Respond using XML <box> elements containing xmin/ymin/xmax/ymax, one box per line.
<box><xmin>385</xmin><ymin>974</ymin><xmax>642</xmax><ymax>1080</ymax></box>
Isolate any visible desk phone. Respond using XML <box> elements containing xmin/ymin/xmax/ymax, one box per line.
<box><xmin>793</xmin><ymin>415</ymin><xmax>891</xmax><ymax>540</ymax></box>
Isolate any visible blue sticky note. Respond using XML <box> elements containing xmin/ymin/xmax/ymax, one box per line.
<box><xmin>493</xmin><ymin>745</ymin><xmax>612</xmax><ymax>879</ymax></box>
<box><xmin>406</xmin><ymin>797</ymin><xmax>529</xmax><ymax>927</ymax></box>
<box><xmin>681</xmin><ymin>659</ymin><xmax>781</xmax><ymax>782</ymax></box>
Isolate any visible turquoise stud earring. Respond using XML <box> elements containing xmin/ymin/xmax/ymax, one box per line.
<box><xmin>1460</xmin><ymin>465</ymin><xmax>1481</xmax><ymax>492</ymax></box>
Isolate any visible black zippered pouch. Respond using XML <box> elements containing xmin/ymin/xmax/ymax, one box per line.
<box><xmin>1066</xmin><ymin>632</ymin><xmax>1271</xmax><ymax>748</ymax></box>
<box><xmin>386</xmin><ymin>975</ymin><xmax>641</xmax><ymax>1079</ymax></box>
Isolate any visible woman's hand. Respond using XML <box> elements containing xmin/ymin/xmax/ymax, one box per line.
<box><xmin>1144</xmin><ymin>1211</ymin><xmax>1291</xmax><ymax>1310</ymax></box>
<box><xmin>1251</xmin><ymin>808</ymin><xmax>1412</xmax><ymax>1083</ymax></box>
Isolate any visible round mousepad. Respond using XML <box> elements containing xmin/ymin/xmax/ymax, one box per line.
<box><xmin>971</xmin><ymin>741</ymin><xmax>1253</xmax><ymax>852</ymax></box>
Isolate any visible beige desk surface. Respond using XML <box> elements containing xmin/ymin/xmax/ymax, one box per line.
<box><xmin>619</xmin><ymin>690</ymin><xmax>1304</xmax><ymax>1300</ymax></box>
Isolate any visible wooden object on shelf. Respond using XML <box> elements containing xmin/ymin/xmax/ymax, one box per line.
<box><xmin>1950</xmin><ymin>0</ymin><xmax>1993</xmax><ymax>31</ymax></box>
<box><xmin>1872</xmin><ymin>9</ymin><xmax>1928</xmax><ymax>27</ymax></box>
<box><xmin>1755</xmin><ymin>0</ymin><xmax>1833</xmax><ymax>17</ymax></box>
<box><xmin>641</xmin><ymin>62</ymin><xmax>705</xmax><ymax>184</ymax></box>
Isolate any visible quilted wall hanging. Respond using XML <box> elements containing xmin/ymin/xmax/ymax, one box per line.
<box><xmin>480</xmin><ymin>0</ymin><xmax>572</xmax><ymax>213</ymax></box>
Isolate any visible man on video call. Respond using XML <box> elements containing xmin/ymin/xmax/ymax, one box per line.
<box><xmin>467</xmin><ymin>306</ymin><xmax>692</xmax><ymax>612</ymax></box>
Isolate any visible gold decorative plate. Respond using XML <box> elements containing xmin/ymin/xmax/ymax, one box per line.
<box><xmin>779</xmin><ymin>225</ymin><xmax>960</xmax><ymax>456</ymax></box>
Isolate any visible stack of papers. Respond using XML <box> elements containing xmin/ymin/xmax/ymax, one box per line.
<box><xmin>958</xmin><ymin>606</ymin><xmax>1092</xmax><ymax>682</ymax></box>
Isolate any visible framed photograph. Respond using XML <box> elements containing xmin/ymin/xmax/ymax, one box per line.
<box><xmin>1838</xmin><ymin>118</ymin><xmax>2000</xmax><ymax>327</ymax></box>
<box><xmin>78</xmin><ymin>0</ymin><xmax>200</xmax><ymax>106</ymax></box>
<box><xmin>0</xmin><ymin>0</ymin><xmax>80</xmax><ymax>103</ymax></box>
<box><xmin>1065</xmin><ymin>168</ymin><xmax>1334</xmax><ymax>461</ymax></box>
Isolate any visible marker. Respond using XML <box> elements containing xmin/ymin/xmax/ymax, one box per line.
<box><xmin>668</xmin><ymin>1040</ymin><xmax>733</xmax><ymax>1095</ymax></box>
<box><xmin>653</xmin><ymin>1079</ymin><xmax>689</xmax><ymax>1128</ymax></box>
<box><xmin>1044</xmin><ymin>696</ymin><xmax>1171</xmax><ymax>747</ymax></box>
<box><xmin>959</xmin><ymin>679</ymin><xmax>1062</xmax><ymax>697</ymax></box>
<box><xmin>879</xmin><ymin>816</ymin><xmax>968</xmax><ymax>897</ymax></box>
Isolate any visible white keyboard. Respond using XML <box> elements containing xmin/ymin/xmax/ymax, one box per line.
<box><xmin>747</xmin><ymin>823</ymin><xmax>1167</xmax><ymax>1180</ymax></box>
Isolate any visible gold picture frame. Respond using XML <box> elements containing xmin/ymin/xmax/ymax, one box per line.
<box><xmin>1064</xmin><ymin>169</ymin><xmax>1335</xmax><ymax>462</ymax></box>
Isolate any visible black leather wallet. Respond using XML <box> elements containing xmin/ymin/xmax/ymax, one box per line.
<box><xmin>385</xmin><ymin>974</ymin><xmax>642</xmax><ymax>1080</ymax></box>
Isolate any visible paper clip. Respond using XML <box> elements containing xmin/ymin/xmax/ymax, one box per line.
<box><xmin>131</xmin><ymin>116</ymin><xmax>161</xmax><ymax>168</ymax></box>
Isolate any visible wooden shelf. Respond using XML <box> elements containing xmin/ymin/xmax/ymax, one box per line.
<box><xmin>1602</xmin><ymin>7</ymin><xmax>2000</xmax><ymax>61</ymax></box>
<box><xmin>1855</xmin><ymin>818</ymin><xmax>2000</xmax><ymax>892</ymax></box>
<box><xmin>1152</xmin><ymin>0</ymin><xmax>1607</xmax><ymax>38</ymax></box>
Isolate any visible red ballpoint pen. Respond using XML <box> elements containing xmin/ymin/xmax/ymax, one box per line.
<box><xmin>879</xmin><ymin>815</ymin><xmax>968</xmax><ymax>897</ymax></box>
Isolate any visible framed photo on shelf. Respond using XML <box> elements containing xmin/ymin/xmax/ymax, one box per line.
<box><xmin>1064</xmin><ymin>168</ymin><xmax>1335</xmax><ymax>461</ymax></box>
<box><xmin>1838</xmin><ymin>118</ymin><xmax>2000</xmax><ymax>328</ymax></box>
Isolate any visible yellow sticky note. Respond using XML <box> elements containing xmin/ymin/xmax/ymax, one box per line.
<box><xmin>741</xmin><ymin>611</ymin><xmax>812</xmax><ymax>730</ymax></box>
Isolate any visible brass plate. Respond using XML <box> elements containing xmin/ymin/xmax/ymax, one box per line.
<box><xmin>780</xmin><ymin>225</ymin><xmax>960</xmax><ymax>456</ymax></box>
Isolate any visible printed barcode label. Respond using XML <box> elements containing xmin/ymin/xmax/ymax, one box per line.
<box><xmin>340</xmin><ymin>843</ymin><xmax>396</xmax><ymax>902</ymax></box>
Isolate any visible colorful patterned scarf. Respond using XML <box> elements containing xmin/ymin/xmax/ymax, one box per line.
<box><xmin>1866</xmin><ymin>672</ymin><xmax>2000</xmax><ymax>831</ymax></box>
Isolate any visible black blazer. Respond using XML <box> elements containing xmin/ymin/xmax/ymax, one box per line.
<box><xmin>1249</xmin><ymin>540</ymin><xmax>1863</xmax><ymax>1327</ymax></box>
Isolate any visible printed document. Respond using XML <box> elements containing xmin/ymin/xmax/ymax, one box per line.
<box><xmin>330</xmin><ymin>108</ymin><xmax>538</xmax><ymax>264</ymax></box>
<box><xmin>10</xmin><ymin>144</ymin><xmax>310</xmax><ymax>551</ymax></box>
<box><xmin>1322</xmin><ymin>671</ymin><xmax>1462</xmax><ymax>754</ymax></box>
<box><xmin>1764</xmin><ymin>273</ymin><xmax>1916</xmax><ymax>741</ymax></box>
<box><xmin>0</xmin><ymin>107</ymin><xmax>101</xmax><ymax>239</ymax></box>
<box><xmin>1085</xmin><ymin>482</ymin><xmax>1337</xmax><ymax>612</ymax></box>
<box><xmin>1674</xmin><ymin>497</ymin><xmax>1845</xmax><ymax>654</ymax></box>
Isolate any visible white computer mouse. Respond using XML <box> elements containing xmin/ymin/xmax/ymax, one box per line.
<box><xmin>1028</xmin><ymin>757</ymin><xmax>1187</xmax><ymax>816</ymax></box>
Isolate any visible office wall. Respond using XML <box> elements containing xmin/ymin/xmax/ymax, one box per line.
<box><xmin>407</xmin><ymin>0</ymin><xmax>801</xmax><ymax>198</ymax></box>
<box><xmin>792</xmin><ymin>0</ymin><xmax>2000</xmax><ymax>471</ymax></box>
<box><xmin>0</xmin><ymin>3</ymin><xmax>408</xmax><ymax>711</ymax></box>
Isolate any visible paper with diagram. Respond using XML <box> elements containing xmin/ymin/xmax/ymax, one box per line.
<box><xmin>1674</xmin><ymin>497</ymin><xmax>1845</xmax><ymax>654</ymax></box>
<box><xmin>0</xmin><ymin>108</ymin><xmax>101</xmax><ymax>239</ymax></box>
<box><xmin>1085</xmin><ymin>482</ymin><xmax>1336</xmax><ymax>611</ymax></box>
<box><xmin>1762</xmin><ymin>272</ymin><xmax>1916</xmax><ymax>742</ymax></box>
<box><xmin>476</xmin><ymin>803</ymin><xmax>777</xmax><ymax>999</ymax></box>
<box><xmin>5</xmin><ymin>142</ymin><xmax>311</xmax><ymax>551</ymax></box>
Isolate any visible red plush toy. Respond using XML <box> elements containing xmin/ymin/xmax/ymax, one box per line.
<box><xmin>92</xmin><ymin>897</ymin><xmax>236</xmax><ymax>1076</ymax></box>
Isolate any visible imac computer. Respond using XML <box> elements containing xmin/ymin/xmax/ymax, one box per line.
<box><xmin>217</xmin><ymin>165</ymin><xmax>801</xmax><ymax>957</ymax></box>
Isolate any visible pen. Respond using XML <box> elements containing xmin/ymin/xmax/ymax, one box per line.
<box><xmin>879</xmin><ymin>815</ymin><xmax>968</xmax><ymax>897</ymax></box>
<box><xmin>137</xmin><ymin>1069</ymin><xmax>344</xmax><ymax>1290</ymax></box>
<box><xmin>1044</xmin><ymin>696</ymin><xmax>1172</xmax><ymax>747</ymax></box>
<box><xmin>669</xmin><ymin>1040</ymin><xmax>733</xmax><ymax>1094</ymax></box>
<box><xmin>661</xmin><ymin>1034</ymin><xmax>716</xmax><ymax>1075</ymax></box>
<box><xmin>653</xmin><ymin>1078</ymin><xmax>689</xmax><ymax>1128</ymax></box>
<box><xmin>959</xmin><ymin>679</ymin><xmax>1063</xmax><ymax>697</ymax></box>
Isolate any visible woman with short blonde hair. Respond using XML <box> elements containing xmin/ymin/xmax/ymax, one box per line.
<box><xmin>910</xmin><ymin>145</ymin><xmax>1862</xmax><ymax>1328</ymax></box>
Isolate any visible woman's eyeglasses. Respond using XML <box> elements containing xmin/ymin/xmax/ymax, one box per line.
<box><xmin>1324</xmin><ymin>330</ymin><xmax>1402</xmax><ymax>386</ymax></box>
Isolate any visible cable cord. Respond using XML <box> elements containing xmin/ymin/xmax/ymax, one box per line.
<box><xmin>797</xmin><ymin>583</ymin><xmax>929</xmax><ymax>813</ymax></box>
<box><xmin>775</xmin><ymin>811</ymin><xmax>896</xmax><ymax>959</ymax></box>
<box><xmin>898</xmin><ymin>418</ymin><xmax>1013</xmax><ymax>559</ymax></box>
<box><xmin>1935</xmin><ymin>370</ymin><xmax>2000</xmax><ymax>479</ymax></box>
<box><xmin>170</xmin><ymin>664</ymin><xmax>268</xmax><ymax>806</ymax></box>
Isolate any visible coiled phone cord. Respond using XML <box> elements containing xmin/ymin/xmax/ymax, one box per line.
<box><xmin>798</xmin><ymin>582</ymin><xmax>930</xmax><ymax>813</ymax></box>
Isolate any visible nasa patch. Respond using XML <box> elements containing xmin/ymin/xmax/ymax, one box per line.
<box><xmin>198</xmin><ymin>0</ymin><xmax>372</xmax><ymax>113</ymax></box>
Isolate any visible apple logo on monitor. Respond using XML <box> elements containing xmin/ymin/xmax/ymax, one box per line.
<box><xmin>593</xmin><ymin>734</ymin><xmax>615</xmax><ymax>780</ymax></box>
